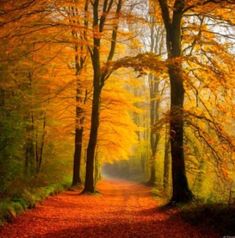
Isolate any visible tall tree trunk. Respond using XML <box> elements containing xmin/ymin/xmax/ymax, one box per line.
<box><xmin>163</xmin><ymin>124</ymin><xmax>170</xmax><ymax>191</ymax></box>
<box><xmin>38</xmin><ymin>112</ymin><xmax>46</xmax><ymax>173</ymax></box>
<box><xmin>148</xmin><ymin>76</ymin><xmax>161</xmax><ymax>185</ymax></box>
<box><xmin>24</xmin><ymin>112</ymin><xmax>35</xmax><ymax>176</ymax></box>
<box><xmin>24</xmin><ymin>73</ymin><xmax>35</xmax><ymax>176</ymax></box>
<box><xmin>83</xmin><ymin>85</ymin><xmax>101</xmax><ymax>193</ymax></box>
<box><xmin>83</xmin><ymin>0</ymin><xmax>122</xmax><ymax>193</ymax></box>
<box><xmin>158</xmin><ymin>0</ymin><xmax>193</xmax><ymax>203</ymax></box>
<box><xmin>192</xmin><ymin>158</ymin><xmax>206</xmax><ymax>194</ymax></box>
<box><xmin>35</xmin><ymin>112</ymin><xmax>46</xmax><ymax>174</ymax></box>
<box><xmin>169</xmin><ymin>64</ymin><xmax>192</xmax><ymax>202</ymax></box>
<box><xmin>148</xmin><ymin>157</ymin><xmax>156</xmax><ymax>185</ymax></box>
<box><xmin>148</xmin><ymin>97</ymin><xmax>160</xmax><ymax>184</ymax></box>
<box><xmin>95</xmin><ymin>149</ymin><xmax>101</xmax><ymax>183</ymax></box>
<box><xmin>72</xmin><ymin>68</ymin><xmax>85</xmax><ymax>186</ymax></box>
<box><xmin>147</xmin><ymin>16</ymin><xmax>164</xmax><ymax>185</ymax></box>
<box><xmin>69</xmin><ymin>0</ymin><xmax>88</xmax><ymax>187</ymax></box>
<box><xmin>72</xmin><ymin>127</ymin><xmax>83</xmax><ymax>186</ymax></box>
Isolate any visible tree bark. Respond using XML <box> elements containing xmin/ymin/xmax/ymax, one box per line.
<box><xmin>169</xmin><ymin>64</ymin><xmax>192</xmax><ymax>203</ymax></box>
<box><xmin>72</xmin><ymin>72</ymin><xmax>85</xmax><ymax>186</ymax></box>
<box><xmin>158</xmin><ymin>0</ymin><xmax>193</xmax><ymax>203</ymax></box>
<box><xmin>163</xmin><ymin>125</ymin><xmax>170</xmax><ymax>191</ymax></box>
<box><xmin>148</xmin><ymin>76</ymin><xmax>160</xmax><ymax>185</ymax></box>
<box><xmin>72</xmin><ymin>128</ymin><xmax>83</xmax><ymax>186</ymax></box>
<box><xmin>35</xmin><ymin>112</ymin><xmax>46</xmax><ymax>174</ymax></box>
<box><xmin>148</xmin><ymin>156</ymin><xmax>157</xmax><ymax>185</ymax></box>
<box><xmin>83</xmin><ymin>82</ymin><xmax>101</xmax><ymax>193</ymax></box>
<box><xmin>24</xmin><ymin>119</ymin><xmax>34</xmax><ymax>176</ymax></box>
<box><xmin>69</xmin><ymin>0</ymin><xmax>88</xmax><ymax>187</ymax></box>
<box><xmin>146</xmin><ymin>16</ymin><xmax>164</xmax><ymax>185</ymax></box>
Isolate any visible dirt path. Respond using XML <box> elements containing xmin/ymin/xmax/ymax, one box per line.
<box><xmin>0</xmin><ymin>180</ymin><xmax>217</xmax><ymax>238</ymax></box>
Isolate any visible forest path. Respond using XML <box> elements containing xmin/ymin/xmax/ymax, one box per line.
<box><xmin>0</xmin><ymin>180</ymin><xmax>217</xmax><ymax>238</ymax></box>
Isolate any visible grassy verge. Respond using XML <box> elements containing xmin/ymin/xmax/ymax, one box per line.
<box><xmin>0</xmin><ymin>181</ymin><xmax>70</xmax><ymax>226</ymax></box>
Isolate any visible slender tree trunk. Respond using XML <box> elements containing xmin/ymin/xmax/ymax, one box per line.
<box><xmin>24</xmin><ymin>113</ymin><xmax>34</xmax><ymax>176</ymax></box>
<box><xmin>148</xmin><ymin>78</ymin><xmax>160</xmax><ymax>185</ymax></box>
<box><xmin>69</xmin><ymin>0</ymin><xmax>88</xmax><ymax>187</ymax></box>
<box><xmin>163</xmin><ymin>125</ymin><xmax>170</xmax><ymax>191</ymax></box>
<box><xmin>35</xmin><ymin>113</ymin><xmax>46</xmax><ymax>174</ymax></box>
<box><xmin>147</xmin><ymin>16</ymin><xmax>164</xmax><ymax>185</ymax></box>
<box><xmin>38</xmin><ymin>112</ymin><xmax>46</xmax><ymax>173</ymax></box>
<box><xmin>83</xmin><ymin>82</ymin><xmax>101</xmax><ymax>193</ymax></box>
<box><xmin>72</xmin><ymin>127</ymin><xmax>83</xmax><ymax>186</ymax></box>
<box><xmin>148</xmin><ymin>91</ymin><xmax>157</xmax><ymax>185</ymax></box>
<box><xmin>95</xmin><ymin>149</ymin><xmax>101</xmax><ymax>183</ymax></box>
<box><xmin>192</xmin><ymin>158</ymin><xmax>206</xmax><ymax>193</ymax></box>
<box><xmin>148</xmin><ymin>156</ymin><xmax>156</xmax><ymax>185</ymax></box>
<box><xmin>72</xmin><ymin>76</ymin><xmax>84</xmax><ymax>186</ymax></box>
<box><xmin>24</xmin><ymin>73</ymin><xmax>35</xmax><ymax>176</ymax></box>
<box><xmin>24</xmin><ymin>136</ymin><xmax>34</xmax><ymax>176</ymax></box>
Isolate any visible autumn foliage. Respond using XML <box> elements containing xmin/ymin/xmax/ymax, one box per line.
<box><xmin>0</xmin><ymin>0</ymin><xmax>234</xmax><ymax>231</ymax></box>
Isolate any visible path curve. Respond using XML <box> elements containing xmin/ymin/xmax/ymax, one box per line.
<box><xmin>0</xmin><ymin>180</ymin><xmax>217</xmax><ymax>238</ymax></box>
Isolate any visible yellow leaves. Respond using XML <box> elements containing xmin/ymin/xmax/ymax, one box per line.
<box><xmin>129</xmin><ymin>38</ymin><xmax>143</xmax><ymax>51</ymax></box>
<box><xmin>96</xmin><ymin>71</ymin><xmax>140</xmax><ymax>163</ymax></box>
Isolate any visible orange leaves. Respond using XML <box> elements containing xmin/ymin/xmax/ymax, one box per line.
<box><xmin>107</xmin><ymin>52</ymin><xmax>167</xmax><ymax>77</ymax></box>
<box><xmin>0</xmin><ymin>180</ymin><xmax>217</xmax><ymax>238</ymax></box>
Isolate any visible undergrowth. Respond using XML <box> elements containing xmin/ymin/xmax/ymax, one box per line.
<box><xmin>180</xmin><ymin>203</ymin><xmax>235</xmax><ymax>236</ymax></box>
<box><xmin>0</xmin><ymin>181</ymin><xmax>70</xmax><ymax>226</ymax></box>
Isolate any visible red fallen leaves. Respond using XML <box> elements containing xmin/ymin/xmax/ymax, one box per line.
<box><xmin>0</xmin><ymin>180</ymin><xmax>218</xmax><ymax>238</ymax></box>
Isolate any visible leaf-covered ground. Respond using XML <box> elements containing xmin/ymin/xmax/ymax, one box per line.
<box><xmin>0</xmin><ymin>180</ymin><xmax>218</xmax><ymax>238</ymax></box>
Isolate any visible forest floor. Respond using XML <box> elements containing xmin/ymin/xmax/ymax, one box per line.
<box><xmin>0</xmin><ymin>179</ymin><xmax>218</xmax><ymax>238</ymax></box>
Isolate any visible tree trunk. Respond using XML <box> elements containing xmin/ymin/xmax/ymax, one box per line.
<box><xmin>192</xmin><ymin>158</ymin><xmax>206</xmax><ymax>194</ymax></box>
<box><xmin>72</xmin><ymin>127</ymin><xmax>83</xmax><ymax>186</ymax></box>
<box><xmin>35</xmin><ymin>113</ymin><xmax>46</xmax><ymax>174</ymax></box>
<box><xmin>147</xmin><ymin>16</ymin><xmax>162</xmax><ymax>185</ymax></box>
<box><xmin>83</xmin><ymin>83</ymin><xmax>101</xmax><ymax>193</ymax></box>
<box><xmin>169</xmin><ymin>64</ymin><xmax>192</xmax><ymax>203</ymax></box>
<box><xmin>38</xmin><ymin>112</ymin><xmax>46</xmax><ymax>173</ymax></box>
<box><xmin>163</xmin><ymin>125</ymin><xmax>170</xmax><ymax>191</ymax></box>
<box><xmin>148</xmin><ymin>155</ymin><xmax>156</xmax><ymax>185</ymax></box>
<box><xmin>24</xmin><ymin>113</ymin><xmax>35</xmax><ymax>176</ymax></box>
<box><xmin>158</xmin><ymin>0</ymin><xmax>193</xmax><ymax>203</ymax></box>
<box><xmin>95</xmin><ymin>150</ymin><xmax>101</xmax><ymax>183</ymax></box>
<box><xmin>168</xmin><ymin>8</ymin><xmax>193</xmax><ymax>203</ymax></box>
<box><xmin>72</xmin><ymin>81</ymin><xmax>84</xmax><ymax>186</ymax></box>
<box><xmin>69</xmin><ymin>0</ymin><xmax>87</xmax><ymax>187</ymax></box>
<box><xmin>24</xmin><ymin>137</ymin><xmax>34</xmax><ymax>176</ymax></box>
<box><xmin>148</xmin><ymin>75</ymin><xmax>160</xmax><ymax>185</ymax></box>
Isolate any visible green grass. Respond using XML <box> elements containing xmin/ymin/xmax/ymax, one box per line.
<box><xmin>0</xmin><ymin>181</ymin><xmax>70</xmax><ymax>226</ymax></box>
